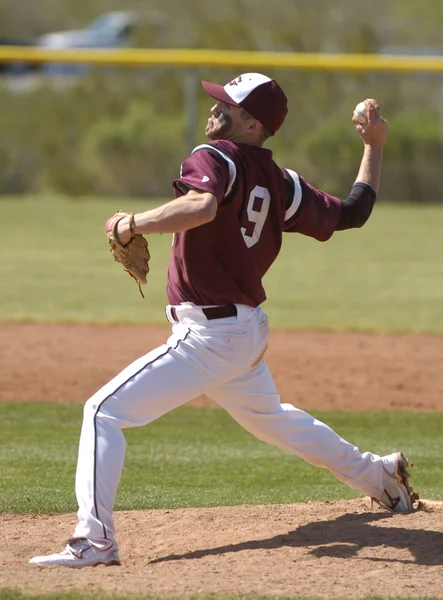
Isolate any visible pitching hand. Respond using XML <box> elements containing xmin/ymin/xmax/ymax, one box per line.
<box><xmin>352</xmin><ymin>99</ymin><xmax>388</xmax><ymax>147</ymax></box>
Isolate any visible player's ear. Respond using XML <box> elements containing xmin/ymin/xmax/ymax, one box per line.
<box><xmin>248</xmin><ymin>120</ymin><xmax>260</xmax><ymax>132</ymax></box>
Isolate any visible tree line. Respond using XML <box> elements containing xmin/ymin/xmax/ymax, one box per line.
<box><xmin>1</xmin><ymin>0</ymin><xmax>443</xmax><ymax>201</ymax></box>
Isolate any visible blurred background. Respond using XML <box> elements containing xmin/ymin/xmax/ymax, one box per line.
<box><xmin>1</xmin><ymin>0</ymin><xmax>443</xmax><ymax>202</ymax></box>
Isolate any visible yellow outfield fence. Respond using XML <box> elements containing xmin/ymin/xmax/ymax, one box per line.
<box><xmin>1</xmin><ymin>46</ymin><xmax>443</xmax><ymax>72</ymax></box>
<box><xmin>2</xmin><ymin>45</ymin><xmax>443</xmax><ymax>200</ymax></box>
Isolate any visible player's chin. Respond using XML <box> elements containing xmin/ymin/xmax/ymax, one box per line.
<box><xmin>205</xmin><ymin>126</ymin><xmax>219</xmax><ymax>140</ymax></box>
<box><xmin>205</xmin><ymin>127</ymin><xmax>228</xmax><ymax>141</ymax></box>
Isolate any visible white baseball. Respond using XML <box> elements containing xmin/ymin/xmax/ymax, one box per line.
<box><xmin>353</xmin><ymin>101</ymin><xmax>368</xmax><ymax>125</ymax></box>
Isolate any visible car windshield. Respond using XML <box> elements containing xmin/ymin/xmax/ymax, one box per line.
<box><xmin>88</xmin><ymin>15</ymin><xmax>115</xmax><ymax>31</ymax></box>
<box><xmin>88</xmin><ymin>14</ymin><xmax>128</xmax><ymax>32</ymax></box>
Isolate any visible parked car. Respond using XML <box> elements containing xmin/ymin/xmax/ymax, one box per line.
<box><xmin>38</xmin><ymin>11</ymin><xmax>137</xmax><ymax>51</ymax></box>
<box><xmin>37</xmin><ymin>11</ymin><xmax>138</xmax><ymax>75</ymax></box>
<box><xmin>0</xmin><ymin>12</ymin><xmax>138</xmax><ymax>82</ymax></box>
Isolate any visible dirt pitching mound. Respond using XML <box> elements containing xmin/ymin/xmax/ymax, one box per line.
<box><xmin>1</xmin><ymin>322</ymin><xmax>443</xmax><ymax>410</ymax></box>
<box><xmin>2</xmin><ymin>500</ymin><xmax>443</xmax><ymax>598</ymax></box>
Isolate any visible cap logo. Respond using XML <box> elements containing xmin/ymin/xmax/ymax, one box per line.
<box><xmin>228</xmin><ymin>75</ymin><xmax>242</xmax><ymax>86</ymax></box>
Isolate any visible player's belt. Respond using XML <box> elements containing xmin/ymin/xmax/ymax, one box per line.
<box><xmin>170</xmin><ymin>304</ymin><xmax>237</xmax><ymax>322</ymax></box>
<box><xmin>202</xmin><ymin>304</ymin><xmax>237</xmax><ymax>320</ymax></box>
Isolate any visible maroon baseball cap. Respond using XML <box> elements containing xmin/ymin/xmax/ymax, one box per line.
<box><xmin>201</xmin><ymin>73</ymin><xmax>288</xmax><ymax>133</ymax></box>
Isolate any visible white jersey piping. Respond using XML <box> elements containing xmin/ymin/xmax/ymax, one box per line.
<box><xmin>284</xmin><ymin>169</ymin><xmax>303</xmax><ymax>222</ymax></box>
<box><xmin>191</xmin><ymin>144</ymin><xmax>237</xmax><ymax>196</ymax></box>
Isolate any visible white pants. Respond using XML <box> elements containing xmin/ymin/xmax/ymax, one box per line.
<box><xmin>73</xmin><ymin>303</ymin><xmax>384</xmax><ymax>548</ymax></box>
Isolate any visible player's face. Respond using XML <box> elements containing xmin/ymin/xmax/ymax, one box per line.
<box><xmin>205</xmin><ymin>101</ymin><xmax>250</xmax><ymax>140</ymax></box>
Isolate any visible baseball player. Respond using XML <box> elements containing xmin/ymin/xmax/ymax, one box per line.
<box><xmin>30</xmin><ymin>73</ymin><xmax>417</xmax><ymax>568</ymax></box>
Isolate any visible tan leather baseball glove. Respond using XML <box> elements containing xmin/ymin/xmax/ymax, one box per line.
<box><xmin>105</xmin><ymin>211</ymin><xmax>150</xmax><ymax>298</ymax></box>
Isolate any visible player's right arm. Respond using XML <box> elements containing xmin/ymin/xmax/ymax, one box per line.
<box><xmin>283</xmin><ymin>98</ymin><xmax>388</xmax><ymax>239</ymax></box>
<box><xmin>282</xmin><ymin>172</ymin><xmax>376</xmax><ymax>240</ymax></box>
<box><xmin>337</xmin><ymin>98</ymin><xmax>388</xmax><ymax>230</ymax></box>
<box><xmin>352</xmin><ymin>98</ymin><xmax>388</xmax><ymax>194</ymax></box>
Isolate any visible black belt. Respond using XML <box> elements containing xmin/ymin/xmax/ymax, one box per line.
<box><xmin>170</xmin><ymin>304</ymin><xmax>237</xmax><ymax>322</ymax></box>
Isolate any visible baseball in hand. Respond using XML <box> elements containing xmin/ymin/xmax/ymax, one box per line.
<box><xmin>353</xmin><ymin>101</ymin><xmax>368</xmax><ymax>125</ymax></box>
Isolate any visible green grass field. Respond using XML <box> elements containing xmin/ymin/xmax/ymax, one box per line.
<box><xmin>1</xmin><ymin>196</ymin><xmax>443</xmax><ymax>600</ymax></box>
<box><xmin>1</xmin><ymin>403</ymin><xmax>441</xmax><ymax>515</ymax></box>
<box><xmin>1</xmin><ymin>403</ymin><xmax>442</xmax><ymax>600</ymax></box>
<box><xmin>1</xmin><ymin>196</ymin><xmax>443</xmax><ymax>331</ymax></box>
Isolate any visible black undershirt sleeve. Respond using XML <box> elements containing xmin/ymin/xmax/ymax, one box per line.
<box><xmin>336</xmin><ymin>182</ymin><xmax>377</xmax><ymax>230</ymax></box>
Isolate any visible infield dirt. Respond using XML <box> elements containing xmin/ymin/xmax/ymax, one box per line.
<box><xmin>1</xmin><ymin>322</ymin><xmax>443</xmax><ymax>598</ymax></box>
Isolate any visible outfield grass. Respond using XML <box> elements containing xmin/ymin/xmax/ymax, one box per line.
<box><xmin>1</xmin><ymin>195</ymin><xmax>443</xmax><ymax>332</ymax></box>
<box><xmin>0</xmin><ymin>403</ymin><xmax>441</xmax><ymax>515</ymax></box>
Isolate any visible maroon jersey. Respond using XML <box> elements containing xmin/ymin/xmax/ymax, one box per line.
<box><xmin>167</xmin><ymin>140</ymin><xmax>341</xmax><ymax>307</ymax></box>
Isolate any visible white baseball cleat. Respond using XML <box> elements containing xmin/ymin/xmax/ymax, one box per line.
<box><xmin>372</xmin><ymin>451</ymin><xmax>419</xmax><ymax>513</ymax></box>
<box><xmin>29</xmin><ymin>537</ymin><xmax>120</xmax><ymax>568</ymax></box>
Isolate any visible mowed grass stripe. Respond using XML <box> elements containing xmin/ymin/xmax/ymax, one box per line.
<box><xmin>0</xmin><ymin>403</ymin><xmax>441</xmax><ymax>514</ymax></box>
<box><xmin>1</xmin><ymin>196</ymin><xmax>443</xmax><ymax>331</ymax></box>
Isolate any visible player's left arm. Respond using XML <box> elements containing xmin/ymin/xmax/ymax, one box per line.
<box><xmin>116</xmin><ymin>190</ymin><xmax>218</xmax><ymax>244</ymax></box>
<box><xmin>114</xmin><ymin>146</ymin><xmax>230</xmax><ymax>244</ymax></box>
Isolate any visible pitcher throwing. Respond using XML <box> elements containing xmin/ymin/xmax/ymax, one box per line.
<box><xmin>30</xmin><ymin>73</ymin><xmax>418</xmax><ymax>568</ymax></box>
